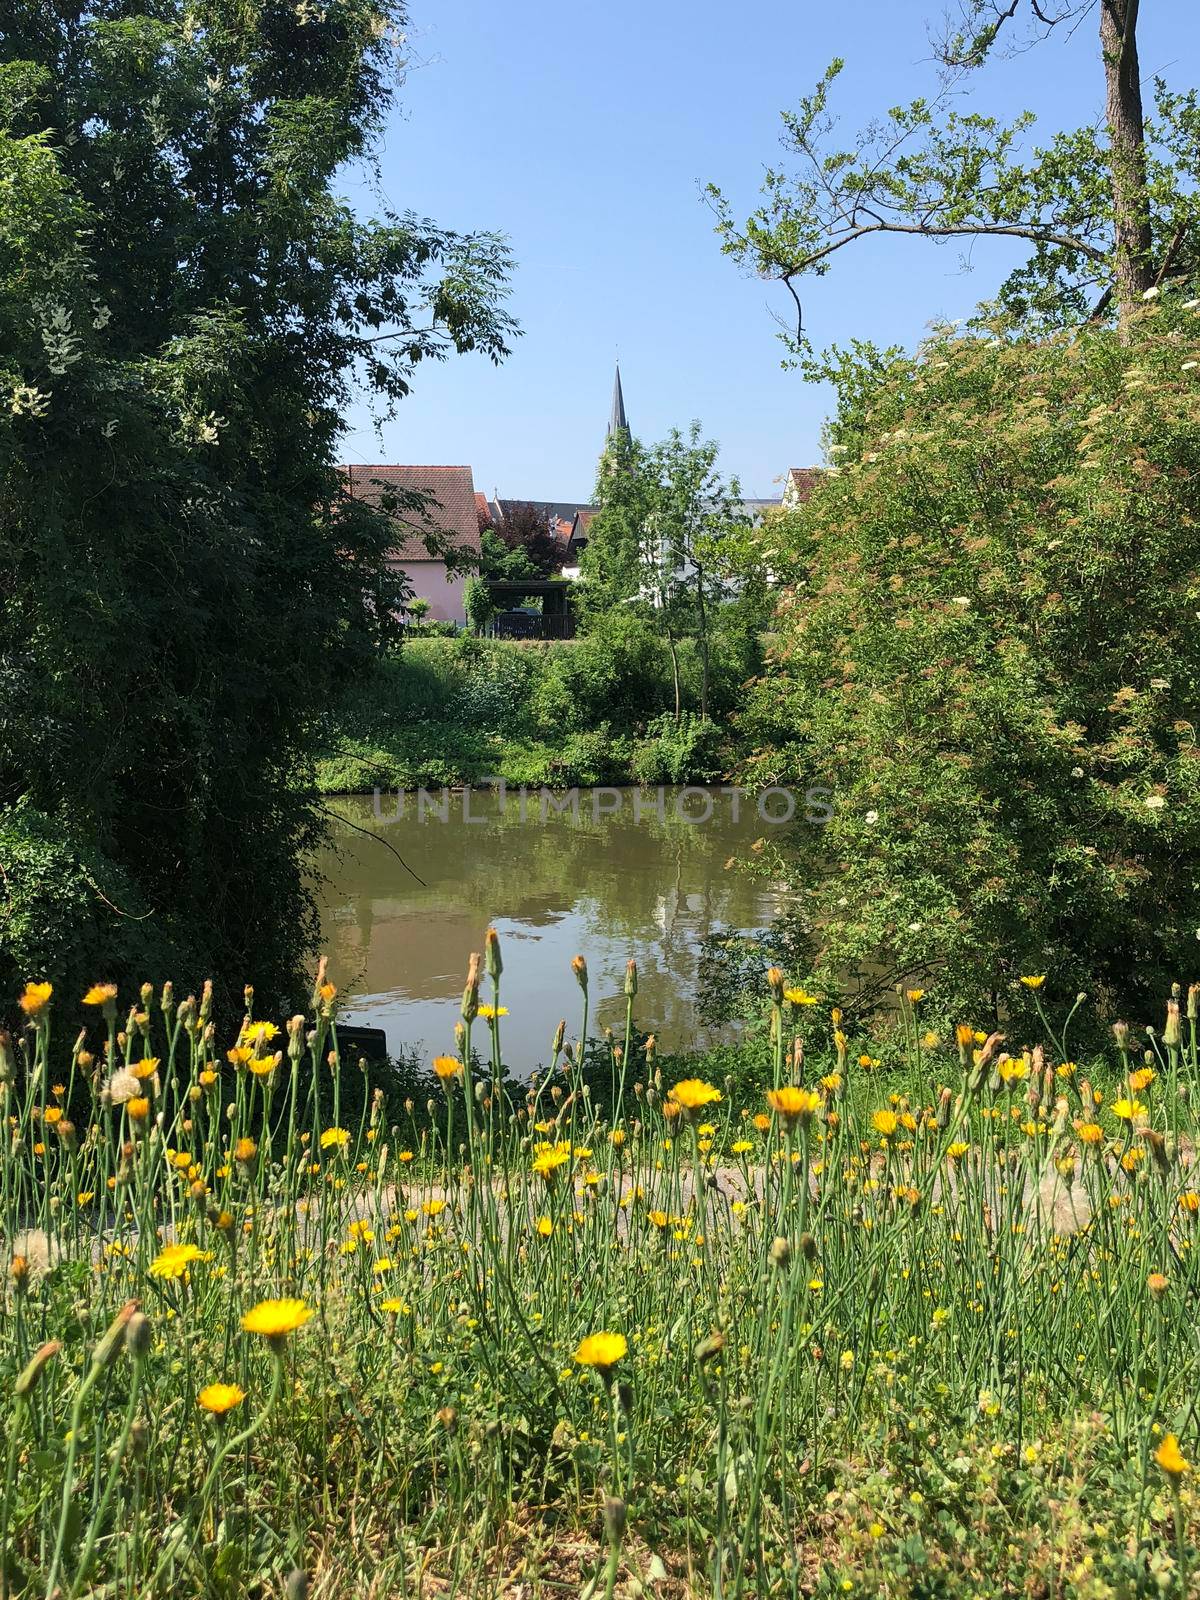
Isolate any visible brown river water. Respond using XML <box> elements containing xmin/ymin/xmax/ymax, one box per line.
<box><xmin>313</xmin><ymin>786</ymin><xmax>787</xmax><ymax>1073</ymax></box>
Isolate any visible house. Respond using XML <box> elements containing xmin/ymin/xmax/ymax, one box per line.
<box><xmin>783</xmin><ymin>466</ymin><xmax>824</xmax><ymax>509</ymax></box>
<box><xmin>342</xmin><ymin>463</ymin><xmax>482</xmax><ymax>626</ymax></box>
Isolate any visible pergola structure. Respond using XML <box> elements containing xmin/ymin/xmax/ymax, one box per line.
<box><xmin>485</xmin><ymin>578</ymin><xmax>577</xmax><ymax>640</ymax></box>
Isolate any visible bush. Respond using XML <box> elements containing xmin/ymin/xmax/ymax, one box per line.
<box><xmin>0</xmin><ymin>805</ymin><xmax>189</xmax><ymax>1007</ymax></box>
<box><xmin>531</xmin><ymin>611</ymin><xmax>678</xmax><ymax>734</ymax></box>
<box><xmin>630</xmin><ymin>713</ymin><xmax>726</xmax><ymax>785</ymax></box>
<box><xmin>737</xmin><ymin>306</ymin><xmax>1200</xmax><ymax>1035</ymax></box>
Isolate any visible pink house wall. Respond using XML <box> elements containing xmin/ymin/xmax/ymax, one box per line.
<box><xmin>395</xmin><ymin>560</ymin><xmax>466</xmax><ymax>626</ymax></box>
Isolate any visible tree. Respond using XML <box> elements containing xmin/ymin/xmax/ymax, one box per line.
<box><xmin>707</xmin><ymin>2</ymin><xmax>1199</xmax><ymax>344</ymax></box>
<box><xmin>463</xmin><ymin>576</ymin><xmax>495</xmax><ymax>636</ymax></box>
<box><xmin>0</xmin><ymin>3</ymin><xmax>515</xmax><ymax>1010</ymax></box>
<box><xmin>580</xmin><ymin>424</ymin><xmax>748</xmax><ymax>721</ymax></box>
<box><xmin>734</xmin><ymin>304</ymin><xmax>1200</xmax><ymax>1033</ymax></box>
<box><xmin>484</xmin><ymin>501</ymin><xmax>562</xmax><ymax>578</ymax></box>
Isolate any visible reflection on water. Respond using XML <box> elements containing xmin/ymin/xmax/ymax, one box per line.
<box><xmin>313</xmin><ymin>788</ymin><xmax>781</xmax><ymax>1072</ymax></box>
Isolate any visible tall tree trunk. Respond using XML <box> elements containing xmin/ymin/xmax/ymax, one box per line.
<box><xmin>693</xmin><ymin>561</ymin><xmax>712</xmax><ymax>722</ymax></box>
<box><xmin>1099</xmin><ymin>0</ymin><xmax>1153</xmax><ymax>327</ymax></box>
<box><xmin>665</xmin><ymin>622</ymin><xmax>682</xmax><ymax>724</ymax></box>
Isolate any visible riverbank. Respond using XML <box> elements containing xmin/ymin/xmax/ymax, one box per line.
<box><xmin>316</xmin><ymin>625</ymin><xmax>760</xmax><ymax>795</ymax></box>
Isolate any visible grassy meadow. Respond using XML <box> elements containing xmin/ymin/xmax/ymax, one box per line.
<box><xmin>2</xmin><ymin>951</ymin><xmax>1200</xmax><ymax>1598</ymax></box>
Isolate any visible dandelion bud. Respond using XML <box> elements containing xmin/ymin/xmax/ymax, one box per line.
<box><xmin>799</xmin><ymin>1232</ymin><xmax>817</xmax><ymax>1262</ymax></box>
<box><xmin>1112</xmin><ymin>1020</ymin><xmax>1131</xmax><ymax>1052</ymax></box>
<box><xmin>769</xmin><ymin>1236</ymin><xmax>791</xmax><ymax>1269</ymax></box>
<box><xmin>624</xmin><ymin>959</ymin><xmax>638</xmax><ymax>998</ymax></box>
<box><xmin>1142</xmin><ymin>1128</ymin><xmax>1171</xmax><ymax>1173</ymax></box>
<box><xmin>55</xmin><ymin>1118</ymin><xmax>77</xmax><ymax>1150</ymax></box>
<box><xmin>484</xmin><ymin>927</ymin><xmax>503</xmax><ymax>982</ymax></box>
<box><xmin>10</xmin><ymin>1256</ymin><xmax>29</xmax><ymax>1296</ymax></box>
<box><xmin>936</xmin><ymin>1088</ymin><xmax>953</xmax><ymax>1129</ymax></box>
<box><xmin>694</xmin><ymin>1331</ymin><xmax>725</xmax><ymax>1365</ymax></box>
<box><xmin>766</xmin><ymin>966</ymin><xmax>785</xmax><ymax>1003</ymax></box>
<box><xmin>571</xmin><ymin>955</ymin><xmax>588</xmax><ymax>993</ymax></box>
<box><xmin>129</xmin><ymin>1418</ymin><xmax>149</xmax><ymax>1458</ymax></box>
<box><xmin>404</xmin><ymin>1098</ymin><xmax>414</xmax><ymax>1115</ymax></box>
<box><xmin>1148</xmin><ymin>1272</ymin><xmax>1169</xmax><ymax>1302</ymax></box>
<box><xmin>603</xmin><ymin>1497</ymin><xmax>627</xmax><ymax>1545</ymax></box>
<box><xmin>91</xmin><ymin>1300</ymin><xmax>140</xmax><ymax>1370</ymax></box>
<box><xmin>0</xmin><ymin>1032</ymin><xmax>13</xmax><ymax>1086</ymax></box>
<box><xmin>14</xmin><ymin>1339</ymin><xmax>61</xmax><ymax>1398</ymax></box>
<box><xmin>461</xmin><ymin>953</ymin><xmax>481</xmax><ymax>1023</ymax></box>
<box><xmin>426</xmin><ymin>1098</ymin><xmax>436</xmax><ymax>1118</ymax></box>
<box><xmin>437</xmin><ymin>1404</ymin><xmax>459</xmax><ymax>1434</ymax></box>
<box><xmin>1187</xmin><ymin>984</ymin><xmax>1200</xmax><ymax>1021</ymax></box>
<box><xmin>125</xmin><ymin>1311</ymin><xmax>152</xmax><ymax>1357</ymax></box>
<box><xmin>1164</xmin><ymin>1001</ymin><xmax>1182</xmax><ymax>1049</ymax></box>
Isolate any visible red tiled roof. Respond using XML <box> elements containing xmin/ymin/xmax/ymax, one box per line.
<box><xmin>474</xmin><ymin>491</ymin><xmax>493</xmax><ymax>526</ymax></box>
<box><xmin>342</xmin><ymin>465</ymin><xmax>482</xmax><ymax>562</ymax></box>
<box><xmin>786</xmin><ymin>467</ymin><xmax>824</xmax><ymax>504</ymax></box>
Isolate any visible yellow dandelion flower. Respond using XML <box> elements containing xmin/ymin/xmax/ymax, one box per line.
<box><xmin>320</xmin><ymin>1127</ymin><xmax>351</xmax><ymax>1151</ymax></box>
<box><xmin>573</xmin><ymin>1331</ymin><xmax>627</xmax><ymax>1370</ymax></box>
<box><xmin>18</xmin><ymin>982</ymin><xmax>52</xmax><ymax>1017</ymax></box>
<box><xmin>241</xmin><ymin>1298</ymin><xmax>313</xmax><ymax>1340</ymax></box>
<box><xmin>198</xmin><ymin>1382</ymin><xmax>245</xmax><ymax>1416</ymax></box>
<box><xmin>432</xmin><ymin>1056</ymin><xmax>462</xmax><ymax>1082</ymax></box>
<box><xmin>783</xmin><ymin>987</ymin><xmax>820</xmax><ymax>1006</ymax></box>
<box><xmin>671</xmin><ymin>1079</ymin><xmax>722</xmax><ymax>1111</ymax></box>
<box><xmin>1112</xmin><ymin>1098</ymin><xmax>1145</xmax><ymax>1122</ymax></box>
<box><xmin>766</xmin><ymin>1086</ymin><xmax>820</xmax><ymax>1130</ymax></box>
<box><xmin>1019</xmin><ymin>975</ymin><xmax>1046</xmax><ymax>990</ymax></box>
<box><xmin>532</xmin><ymin>1146</ymin><xmax>571</xmax><ymax>1181</ymax></box>
<box><xmin>149</xmin><ymin>1242</ymin><xmax>211</xmax><ymax>1280</ymax></box>
<box><xmin>1155</xmin><ymin>1434</ymin><xmax>1189</xmax><ymax>1482</ymax></box>
<box><xmin>872</xmin><ymin>1109</ymin><xmax>899</xmax><ymax>1138</ymax></box>
<box><xmin>83</xmin><ymin>983</ymin><xmax>118</xmax><ymax>1007</ymax></box>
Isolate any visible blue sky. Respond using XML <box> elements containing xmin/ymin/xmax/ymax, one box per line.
<box><xmin>339</xmin><ymin>0</ymin><xmax>1197</xmax><ymax>502</ymax></box>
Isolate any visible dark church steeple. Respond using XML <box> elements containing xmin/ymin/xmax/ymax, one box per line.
<box><xmin>607</xmin><ymin>363</ymin><xmax>629</xmax><ymax>441</ymax></box>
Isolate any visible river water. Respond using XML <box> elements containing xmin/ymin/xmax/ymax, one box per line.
<box><xmin>313</xmin><ymin>787</ymin><xmax>782</xmax><ymax>1072</ymax></box>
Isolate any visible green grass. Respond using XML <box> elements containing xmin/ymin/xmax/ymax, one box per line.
<box><xmin>2</xmin><ymin>961</ymin><xmax>1199</xmax><ymax>1597</ymax></box>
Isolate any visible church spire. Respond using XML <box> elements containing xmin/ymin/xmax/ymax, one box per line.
<box><xmin>607</xmin><ymin>362</ymin><xmax>628</xmax><ymax>441</ymax></box>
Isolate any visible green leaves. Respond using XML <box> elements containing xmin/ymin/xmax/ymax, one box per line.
<box><xmin>0</xmin><ymin>0</ymin><xmax>516</xmax><ymax>1011</ymax></box>
<box><xmin>735</xmin><ymin>309</ymin><xmax>1200</xmax><ymax>1030</ymax></box>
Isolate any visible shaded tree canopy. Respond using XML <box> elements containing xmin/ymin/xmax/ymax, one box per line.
<box><xmin>0</xmin><ymin>0</ymin><xmax>516</xmax><ymax>1011</ymax></box>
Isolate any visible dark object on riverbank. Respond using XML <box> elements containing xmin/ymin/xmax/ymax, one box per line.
<box><xmin>337</xmin><ymin>1024</ymin><xmax>389</xmax><ymax>1062</ymax></box>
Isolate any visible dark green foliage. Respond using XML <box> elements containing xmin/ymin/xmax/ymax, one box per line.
<box><xmin>0</xmin><ymin>2</ymin><xmax>514</xmax><ymax>1013</ymax></box>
